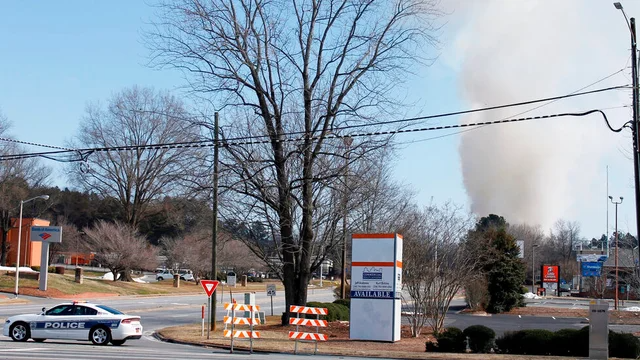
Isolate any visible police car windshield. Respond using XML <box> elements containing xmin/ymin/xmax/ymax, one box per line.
<box><xmin>96</xmin><ymin>305</ymin><xmax>124</xmax><ymax>315</ymax></box>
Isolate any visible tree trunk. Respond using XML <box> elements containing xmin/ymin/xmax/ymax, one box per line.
<box><xmin>0</xmin><ymin>229</ymin><xmax>7</xmax><ymax>266</ymax></box>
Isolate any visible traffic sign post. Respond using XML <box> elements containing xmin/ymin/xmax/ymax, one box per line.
<box><xmin>201</xmin><ymin>280</ymin><xmax>220</xmax><ymax>339</ymax></box>
<box><xmin>266</xmin><ymin>284</ymin><xmax>276</xmax><ymax>316</ymax></box>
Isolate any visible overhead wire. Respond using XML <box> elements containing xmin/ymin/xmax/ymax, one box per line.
<box><xmin>0</xmin><ymin>109</ymin><xmax>625</xmax><ymax>162</ymax></box>
<box><xmin>396</xmin><ymin>68</ymin><xmax>630</xmax><ymax>146</ymax></box>
<box><xmin>0</xmin><ymin>83</ymin><xmax>631</xmax><ymax>162</ymax></box>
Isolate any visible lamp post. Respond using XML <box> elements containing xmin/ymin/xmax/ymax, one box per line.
<box><xmin>532</xmin><ymin>244</ymin><xmax>539</xmax><ymax>294</ymax></box>
<box><xmin>610</xmin><ymin>195</ymin><xmax>623</xmax><ymax>310</ymax></box>
<box><xmin>341</xmin><ymin>135</ymin><xmax>353</xmax><ymax>299</ymax></box>
<box><xmin>614</xmin><ymin>2</ymin><xmax>640</xmax><ymax>277</ymax></box>
<box><xmin>14</xmin><ymin>194</ymin><xmax>49</xmax><ymax>298</ymax></box>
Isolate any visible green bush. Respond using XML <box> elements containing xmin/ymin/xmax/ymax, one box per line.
<box><xmin>31</xmin><ymin>266</ymin><xmax>40</xmax><ymax>272</ymax></box>
<box><xmin>519</xmin><ymin>329</ymin><xmax>554</xmax><ymax>355</ymax></box>
<box><xmin>305</xmin><ymin>302</ymin><xmax>349</xmax><ymax>322</ymax></box>
<box><xmin>426</xmin><ymin>327</ymin><xmax>465</xmax><ymax>353</ymax></box>
<box><xmin>248</xmin><ymin>276</ymin><xmax>263</xmax><ymax>283</ymax></box>
<box><xmin>48</xmin><ymin>266</ymin><xmax>55</xmax><ymax>273</ymax></box>
<box><xmin>463</xmin><ymin>325</ymin><xmax>495</xmax><ymax>353</ymax></box>
<box><xmin>609</xmin><ymin>330</ymin><xmax>640</xmax><ymax>358</ymax></box>
<box><xmin>333</xmin><ymin>299</ymin><xmax>350</xmax><ymax>309</ymax></box>
<box><xmin>550</xmin><ymin>328</ymin><xmax>588</xmax><ymax>356</ymax></box>
<box><xmin>497</xmin><ymin>327</ymin><xmax>589</xmax><ymax>356</ymax></box>
<box><xmin>495</xmin><ymin>331</ymin><xmax>520</xmax><ymax>354</ymax></box>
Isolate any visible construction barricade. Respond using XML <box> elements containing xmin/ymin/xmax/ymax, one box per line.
<box><xmin>223</xmin><ymin>302</ymin><xmax>261</xmax><ymax>353</ymax></box>
<box><xmin>288</xmin><ymin>305</ymin><xmax>328</xmax><ymax>354</ymax></box>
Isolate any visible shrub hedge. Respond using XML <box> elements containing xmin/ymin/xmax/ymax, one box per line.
<box><xmin>305</xmin><ymin>301</ymin><xmax>349</xmax><ymax>322</ymax></box>
<box><xmin>495</xmin><ymin>326</ymin><xmax>640</xmax><ymax>358</ymax></box>
<box><xmin>463</xmin><ymin>325</ymin><xmax>495</xmax><ymax>353</ymax></box>
<box><xmin>426</xmin><ymin>327</ymin><xmax>466</xmax><ymax>353</ymax></box>
<box><xmin>333</xmin><ymin>299</ymin><xmax>350</xmax><ymax>309</ymax></box>
<box><xmin>609</xmin><ymin>330</ymin><xmax>640</xmax><ymax>359</ymax></box>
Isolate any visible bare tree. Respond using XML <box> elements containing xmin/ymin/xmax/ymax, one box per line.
<box><xmin>69</xmin><ymin>86</ymin><xmax>202</xmax><ymax>227</ymax></box>
<box><xmin>401</xmin><ymin>202</ymin><xmax>475</xmax><ymax>336</ymax></box>
<box><xmin>508</xmin><ymin>223</ymin><xmax>545</xmax><ymax>285</ymax></box>
<box><xmin>148</xmin><ymin>0</ymin><xmax>442</xmax><ymax>310</ymax></box>
<box><xmin>0</xmin><ymin>110</ymin><xmax>50</xmax><ymax>265</ymax></box>
<box><xmin>83</xmin><ymin>220</ymin><xmax>158</xmax><ymax>281</ymax></box>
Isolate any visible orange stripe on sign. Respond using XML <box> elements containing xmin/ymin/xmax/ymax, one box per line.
<box><xmin>352</xmin><ymin>233</ymin><xmax>397</xmax><ymax>239</ymax></box>
<box><xmin>352</xmin><ymin>262</ymin><xmax>395</xmax><ymax>267</ymax></box>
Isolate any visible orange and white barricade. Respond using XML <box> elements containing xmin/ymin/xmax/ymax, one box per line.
<box><xmin>288</xmin><ymin>305</ymin><xmax>328</xmax><ymax>355</ymax></box>
<box><xmin>223</xmin><ymin>303</ymin><xmax>261</xmax><ymax>353</ymax></box>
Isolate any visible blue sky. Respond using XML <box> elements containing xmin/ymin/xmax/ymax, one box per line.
<box><xmin>1</xmin><ymin>1</ymin><xmax>639</xmax><ymax>240</ymax></box>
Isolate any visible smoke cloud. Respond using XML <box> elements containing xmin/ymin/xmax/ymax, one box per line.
<box><xmin>451</xmin><ymin>1</ymin><xmax>633</xmax><ymax>231</ymax></box>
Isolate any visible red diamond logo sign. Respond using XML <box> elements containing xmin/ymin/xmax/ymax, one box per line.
<box><xmin>39</xmin><ymin>233</ymin><xmax>51</xmax><ymax>240</ymax></box>
<box><xmin>200</xmin><ymin>280</ymin><xmax>219</xmax><ymax>297</ymax></box>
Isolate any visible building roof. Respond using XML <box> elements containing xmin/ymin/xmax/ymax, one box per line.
<box><xmin>603</xmin><ymin>247</ymin><xmax>638</xmax><ymax>269</ymax></box>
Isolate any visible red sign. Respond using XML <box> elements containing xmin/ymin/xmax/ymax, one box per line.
<box><xmin>200</xmin><ymin>280</ymin><xmax>220</xmax><ymax>297</ymax></box>
<box><xmin>542</xmin><ymin>265</ymin><xmax>559</xmax><ymax>283</ymax></box>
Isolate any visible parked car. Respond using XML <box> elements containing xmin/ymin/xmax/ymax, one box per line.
<box><xmin>155</xmin><ymin>270</ymin><xmax>173</xmax><ymax>281</ymax></box>
<box><xmin>178</xmin><ymin>270</ymin><xmax>194</xmax><ymax>281</ymax></box>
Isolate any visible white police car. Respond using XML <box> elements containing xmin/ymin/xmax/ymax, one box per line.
<box><xmin>3</xmin><ymin>301</ymin><xmax>142</xmax><ymax>345</ymax></box>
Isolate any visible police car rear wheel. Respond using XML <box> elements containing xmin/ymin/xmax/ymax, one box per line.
<box><xmin>90</xmin><ymin>326</ymin><xmax>111</xmax><ymax>345</ymax></box>
<box><xmin>9</xmin><ymin>322</ymin><xmax>30</xmax><ymax>342</ymax></box>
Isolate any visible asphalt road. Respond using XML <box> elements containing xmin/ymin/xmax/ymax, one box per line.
<box><xmin>2</xmin><ymin>289</ymin><xmax>640</xmax><ymax>359</ymax></box>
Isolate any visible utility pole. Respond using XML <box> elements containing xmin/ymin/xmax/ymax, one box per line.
<box><xmin>615</xmin><ymin>3</ymin><xmax>640</xmax><ymax>277</ymax></box>
<box><xmin>630</xmin><ymin>17</ymin><xmax>640</xmax><ymax>277</ymax></box>
<box><xmin>211</xmin><ymin>112</ymin><xmax>219</xmax><ymax>330</ymax></box>
<box><xmin>631</xmin><ymin>18</ymin><xmax>640</xmax><ymax>275</ymax></box>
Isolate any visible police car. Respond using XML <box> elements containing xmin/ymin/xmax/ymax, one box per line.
<box><xmin>3</xmin><ymin>301</ymin><xmax>142</xmax><ymax>345</ymax></box>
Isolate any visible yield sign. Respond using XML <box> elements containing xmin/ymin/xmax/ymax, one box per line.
<box><xmin>201</xmin><ymin>280</ymin><xmax>220</xmax><ymax>297</ymax></box>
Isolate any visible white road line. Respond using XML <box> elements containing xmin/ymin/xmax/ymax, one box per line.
<box><xmin>0</xmin><ymin>348</ymin><xmax>49</xmax><ymax>352</ymax></box>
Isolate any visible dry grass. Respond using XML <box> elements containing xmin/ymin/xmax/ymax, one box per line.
<box><xmin>0</xmin><ymin>273</ymin><xmax>296</xmax><ymax>298</ymax></box>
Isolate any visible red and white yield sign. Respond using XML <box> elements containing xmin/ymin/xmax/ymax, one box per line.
<box><xmin>201</xmin><ymin>280</ymin><xmax>220</xmax><ymax>297</ymax></box>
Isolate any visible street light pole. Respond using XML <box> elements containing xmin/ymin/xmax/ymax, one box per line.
<box><xmin>14</xmin><ymin>195</ymin><xmax>49</xmax><ymax>298</ymax></box>
<box><xmin>532</xmin><ymin>244</ymin><xmax>539</xmax><ymax>294</ymax></box>
<box><xmin>610</xmin><ymin>195</ymin><xmax>623</xmax><ymax>310</ymax></box>
<box><xmin>614</xmin><ymin>2</ymin><xmax>640</xmax><ymax>276</ymax></box>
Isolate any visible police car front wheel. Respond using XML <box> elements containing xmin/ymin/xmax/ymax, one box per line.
<box><xmin>9</xmin><ymin>322</ymin><xmax>30</xmax><ymax>342</ymax></box>
<box><xmin>90</xmin><ymin>326</ymin><xmax>111</xmax><ymax>345</ymax></box>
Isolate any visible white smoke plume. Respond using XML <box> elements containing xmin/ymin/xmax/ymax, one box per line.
<box><xmin>450</xmin><ymin>0</ymin><xmax>635</xmax><ymax>232</ymax></box>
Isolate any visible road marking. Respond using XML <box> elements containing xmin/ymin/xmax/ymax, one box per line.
<box><xmin>0</xmin><ymin>348</ymin><xmax>48</xmax><ymax>352</ymax></box>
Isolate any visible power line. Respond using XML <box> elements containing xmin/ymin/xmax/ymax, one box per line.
<box><xmin>0</xmin><ymin>83</ymin><xmax>629</xmax><ymax>155</ymax></box>
<box><xmin>396</xmin><ymin>69</ymin><xmax>630</xmax><ymax>146</ymax></box>
<box><xmin>0</xmin><ymin>109</ymin><xmax>623</xmax><ymax>162</ymax></box>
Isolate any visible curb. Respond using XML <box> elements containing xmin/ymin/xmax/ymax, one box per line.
<box><xmin>152</xmin><ymin>331</ymin><xmax>276</xmax><ymax>355</ymax></box>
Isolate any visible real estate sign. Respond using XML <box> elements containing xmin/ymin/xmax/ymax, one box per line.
<box><xmin>350</xmin><ymin>233</ymin><xmax>402</xmax><ymax>342</ymax></box>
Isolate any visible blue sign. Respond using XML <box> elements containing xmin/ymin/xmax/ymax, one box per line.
<box><xmin>350</xmin><ymin>291</ymin><xmax>396</xmax><ymax>299</ymax></box>
<box><xmin>581</xmin><ymin>262</ymin><xmax>602</xmax><ymax>277</ymax></box>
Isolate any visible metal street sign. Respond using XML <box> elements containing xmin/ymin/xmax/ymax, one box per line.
<box><xmin>201</xmin><ymin>280</ymin><xmax>220</xmax><ymax>297</ymax></box>
<box><xmin>266</xmin><ymin>284</ymin><xmax>276</xmax><ymax>296</ymax></box>
<box><xmin>30</xmin><ymin>226</ymin><xmax>62</xmax><ymax>243</ymax></box>
<box><xmin>577</xmin><ymin>254</ymin><xmax>608</xmax><ymax>262</ymax></box>
<box><xmin>581</xmin><ymin>262</ymin><xmax>603</xmax><ymax>277</ymax></box>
